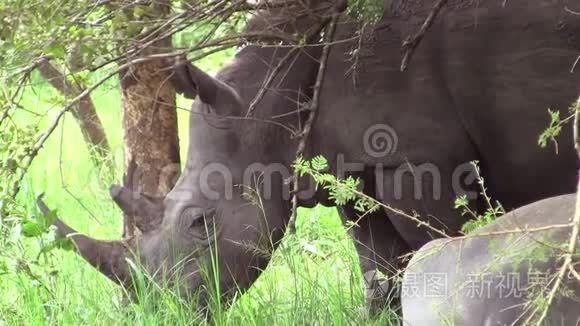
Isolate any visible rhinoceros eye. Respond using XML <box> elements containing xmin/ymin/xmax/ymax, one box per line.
<box><xmin>188</xmin><ymin>208</ymin><xmax>216</xmax><ymax>229</ymax></box>
<box><xmin>189</xmin><ymin>215</ymin><xmax>205</xmax><ymax>229</ymax></box>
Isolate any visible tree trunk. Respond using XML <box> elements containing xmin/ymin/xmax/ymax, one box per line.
<box><xmin>37</xmin><ymin>61</ymin><xmax>111</xmax><ymax>165</ymax></box>
<box><xmin>119</xmin><ymin>40</ymin><xmax>181</xmax><ymax>237</ymax></box>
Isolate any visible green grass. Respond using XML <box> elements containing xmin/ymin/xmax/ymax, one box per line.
<box><xmin>0</xmin><ymin>61</ymin><xmax>397</xmax><ymax>325</ymax></box>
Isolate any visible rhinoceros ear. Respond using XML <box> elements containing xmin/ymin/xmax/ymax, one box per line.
<box><xmin>109</xmin><ymin>185</ymin><xmax>164</xmax><ymax>232</ymax></box>
<box><xmin>170</xmin><ymin>57</ymin><xmax>203</xmax><ymax>100</ymax></box>
<box><xmin>170</xmin><ymin>56</ymin><xmax>240</xmax><ymax>108</ymax></box>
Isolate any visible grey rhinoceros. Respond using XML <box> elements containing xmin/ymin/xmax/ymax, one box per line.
<box><xmin>310</xmin><ymin>0</ymin><xmax>579</xmax><ymax>309</ymax></box>
<box><xmin>401</xmin><ymin>193</ymin><xmax>580</xmax><ymax>325</ymax></box>
<box><xmin>38</xmin><ymin>0</ymin><xmax>579</xmax><ymax>313</ymax></box>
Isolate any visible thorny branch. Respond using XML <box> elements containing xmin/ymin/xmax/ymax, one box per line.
<box><xmin>288</xmin><ymin>3</ymin><xmax>345</xmax><ymax>234</ymax></box>
<box><xmin>535</xmin><ymin>99</ymin><xmax>580</xmax><ymax>325</ymax></box>
<box><xmin>350</xmin><ymin>187</ymin><xmax>451</xmax><ymax>238</ymax></box>
<box><xmin>400</xmin><ymin>0</ymin><xmax>449</xmax><ymax>71</ymax></box>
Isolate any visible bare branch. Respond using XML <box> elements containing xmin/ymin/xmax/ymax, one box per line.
<box><xmin>288</xmin><ymin>2</ymin><xmax>345</xmax><ymax>233</ymax></box>
<box><xmin>400</xmin><ymin>0</ymin><xmax>448</xmax><ymax>72</ymax></box>
<box><xmin>245</xmin><ymin>10</ymin><xmax>337</xmax><ymax>117</ymax></box>
<box><xmin>37</xmin><ymin>60</ymin><xmax>111</xmax><ymax>164</ymax></box>
<box><xmin>569</xmin><ymin>264</ymin><xmax>580</xmax><ymax>282</ymax></box>
<box><xmin>9</xmin><ymin>54</ymin><xmax>165</xmax><ymax>198</ymax></box>
<box><xmin>448</xmin><ymin>222</ymin><xmax>574</xmax><ymax>242</ymax></box>
<box><xmin>565</xmin><ymin>6</ymin><xmax>580</xmax><ymax>15</ymax></box>
<box><xmin>246</xmin><ymin>47</ymin><xmax>300</xmax><ymax>117</ymax></box>
<box><xmin>69</xmin><ymin>0</ymin><xmax>113</xmax><ymax>24</ymax></box>
<box><xmin>1</xmin><ymin>56</ymin><xmax>50</xmax><ymax>126</ymax></box>
<box><xmin>88</xmin><ymin>0</ymin><xmax>318</xmax><ymax>71</ymax></box>
<box><xmin>571</xmin><ymin>55</ymin><xmax>580</xmax><ymax>73</ymax></box>
<box><xmin>90</xmin><ymin>29</ymin><xmax>301</xmax><ymax>72</ymax></box>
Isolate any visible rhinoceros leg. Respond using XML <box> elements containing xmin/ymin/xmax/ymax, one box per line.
<box><xmin>376</xmin><ymin>157</ymin><xmax>480</xmax><ymax>250</ymax></box>
<box><xmin>340</xmin><ymin>204</ymin><xmax>410</xmax><ymax>315</ymax></box>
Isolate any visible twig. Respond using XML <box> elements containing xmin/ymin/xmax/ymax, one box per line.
<box><xmin>89</xmin><ymin>3</ymin><xmax>218</xmax><ymax>71</ymax></box>
<box><xmin>571</xmin><ymin>55</ymin><xmax>580</xmax><ymax>73</ymax></box>
<box><xmin>69</xmin><ymin>0</ymin><xmax>113</xmax><ymax>24</ymax></box>
<box><xmin>8</xmin><ymin>54</ymin><xmax>170</xmax><ymax>198</ymax></box>
<box><xmin>400</xmin><ymin>0</ymin><xmax>448</xmax><ymax>72</ymax></box>
<box><xmin>565</xmin><ymin>6</ymin><xmax>580</xmax><ymax>15</ymax></box>
<box><xmin>7</xmin><ymin>45</ymin><xmax>244</xmax><ymax>198</ymax></box>
<box><xmin>449</xmin><ymin>222</ymin><xmax>574</xmax><ymax>242</ymax></box>
<box><xmin>235</xmin><ymin>0</ymin><xmax>304</xmax><ymax>12</ymax></box>
<box><xmin>134</xmin><ymin>11</ymin><xmax>189</xmax><ymax>46</ymax></box>
<box><xmin>1</xmin><ymin>56</ymin><xmax>51</xmax><ymax>126</ymax></box>
<box><xmin>287</xmin><ymin>10</ymin><xmax>341</xmax><ymax>234</ymax></box>
<box><xmin>569</xmin><ymin>264</ymin><xmax>580</xmax><ymax>282</ymax></box>
<box><xmin>351</xmin><ymin>187</ymin><xmax>451</xmax><ymax>238</ymax></box>
<box><xmin>246</xmin><ymin>47</ymin><xmax>300</xmax><ymax>117</ymax></box>
<box><xmin>3</xmin><ymin>55</ymin><xmax>51</xmax><ymax>80</ymax></box>
<box><xmin>535</xmin><ymin>98</ymin><xmax>580</xmax><ymax>325</ymax></box>
<box><xmin>90</xmin><ymin>29</ymin><xmax>299</xmax><ymax>71</ymax></box>
<box><xmin>245</xmin><ymin>12</ymin><xmax>336</xmax><ymax>117</ymax></box>
<box><xmin>89</xmin><ymin>0</ymin><xmax>310</xmax><ymax>71</ymax></box>
<box><xmin>270</xmin><ymin>105</ymin><xmax>312</xmax><ymax>119</ymax></box>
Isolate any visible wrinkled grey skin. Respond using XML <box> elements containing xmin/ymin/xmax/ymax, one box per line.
<box><xmin>402</xmin><ymin>193</ymin><xmax>580</xmax><ymax>325</ymax></box>
<box><xmin>40</xmin><ymin>0</ymin><xmax>580</xmax><ymax>314</ymax></box>
<box><xmin>311</xmin><ymin>0</ymin><xmax>580</xmax><ymax>310</ymax></box>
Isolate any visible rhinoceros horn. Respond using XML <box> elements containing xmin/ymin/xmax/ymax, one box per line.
<box><xmin>109</xmin><ymin>184</ymin><xmax>163</xmax><ymax>233</ymax></box>
<box><xmin>37</xmin><ymin>195</ymin><xmax>131</xmax><ymax>285</ymax></box>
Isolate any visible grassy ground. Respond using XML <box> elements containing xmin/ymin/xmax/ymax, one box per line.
<box><xmin>0</xmin><ymin>60</ymin><xmax>396</xmax><ymax>325</ymax></box>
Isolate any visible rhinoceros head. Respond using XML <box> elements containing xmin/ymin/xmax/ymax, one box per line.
<box><xmin>37</xmin><ymin>0</ymin><xmax>340</xmax><ymax>306</ymax></box>
<box><xmin>39</xmin><ymin>37</ymin><xmax>322</xmax><ymax>304</ymax></box>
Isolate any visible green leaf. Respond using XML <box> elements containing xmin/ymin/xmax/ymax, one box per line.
<box><xmin>311</xmin><ymin>155</ymin><xmax>328</xmax><ymax>172</ymax></box>
<box><xmin>45</xmin><ymin>43</ymin><xmax>65</xmax><ymax>59</ymax></box>
<box><xmin>354</xmin><ymin>199</ymin><xmax>367</xmax><ymax>212</ymax></box>
<box><xmin>21</xmin><ymin>220</ymin><xmax>45</xmax><ymax>237</ymax></box>
<box><xmin>113</xmin><ymin>11</ymin><xmax>128</xmax><ymax>25</ymax></box>
<box><xmin>454</xmin><ymin>195</ymin><xmax>468</xmax><ymax>210</ymax></box>
<box><xmin>538</xmin><ymin>108</ymin><xmax>562</xmax><ymax>148</ymax></box>
<box><xmin>0</xmin><ymin>258</ymin><xmax>8</xmax><ymax>274</ymax></box>
<box><xmin>40</xmin><ymin>208</ymin><xmax>58</xmax><ymax>227</ymax></box>
<box><xmin>55</xmin><ymin>237</ymin><xmax>75</xmax><ymax>251</ymax></box>
<box><xmin>133</xmin><ymin>6</ymin><xmax>146</xmax><ymax>18</ymax></box>
<box><xmin>126</xmin><ymin>22</ymin><xmax>142</xmax><ymax>36</ymax></box>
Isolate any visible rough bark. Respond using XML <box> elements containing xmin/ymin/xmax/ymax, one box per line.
<box><xmin>37</xmin><ymin>61</ymin><xmax>111</xmax><ymax>165</ymax></box>
<box><xmin>119</xmin><ymin>29</ymin><xmax>180</xmax><ymax>236</ymax></box>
